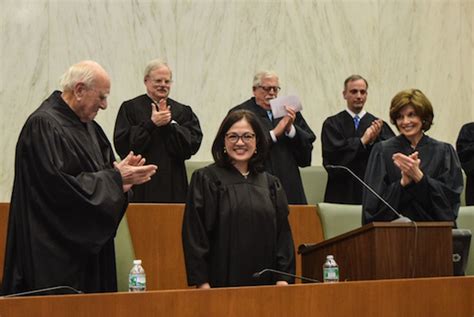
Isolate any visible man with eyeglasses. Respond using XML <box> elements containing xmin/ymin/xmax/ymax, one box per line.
<box><xmin>114</xmin><ymin>59</ymin><xmax>203</xmax><ymax>203</ymax></box>
<box><xmin>321</xmin><ymin>74</ymin><xmax>394</xmax><ymax>204</ymax></box>
<box><xmin>230</xmin><ymin>70</ymin><xmax>316</xmax><ymax>204</ymax></box>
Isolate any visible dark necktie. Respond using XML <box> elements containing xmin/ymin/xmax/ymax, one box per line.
<box><xmin>267</xmin><ymin>110</ymin><xmax>273</xmax><ymax>122</ymax></box>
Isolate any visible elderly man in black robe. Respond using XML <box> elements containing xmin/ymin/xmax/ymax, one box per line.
<box><xmin>114</xmin><ymin>59</ymin><xmax>203</xmax><ymax>203</ymax></box>
<box><xmin>2</xmin><ymin>61</ymin><xmax>157</xmax><ymax>295</ymax></box>
<box><xmin>229</xmin><ymin>70</ymin><xmax>316</xmax><ymax>204</ymax></box>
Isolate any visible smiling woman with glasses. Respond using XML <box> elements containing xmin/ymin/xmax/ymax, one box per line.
<box><xmin>182</xmin><ymin>110</ymin><xmax>296</xmax><ymax>289</ymax></box>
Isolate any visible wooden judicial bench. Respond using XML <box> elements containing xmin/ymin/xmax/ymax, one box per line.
<box><xmin>125</xmin><ymin>203</ymin><xmax>324</xmax><ymax>289</ymax></box>
<box><xmin>0</xmin><ymin>277</ymin><xmax>473</xmax><ymax>316</ymax></box>
<box><xmin>0</xmin><ymin>202</ymin><xmax>324</xmax><ymax>289</ymax></box>
<box><xmin>0</xmin><ymin>203</ymin><xmax>473</xmax><ymax>316</ymax></box>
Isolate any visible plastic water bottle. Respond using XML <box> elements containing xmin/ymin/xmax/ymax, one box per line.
<box><xmin>128</xmin><ymin>259</ymin><xmax>146</xmax><ymax>292</ymax></box>
<box><xmin>323</xmin><ymin>255</ymin><xmax>339</xmax><ymax>283</ymax></box>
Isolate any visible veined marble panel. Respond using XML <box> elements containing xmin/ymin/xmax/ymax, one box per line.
<box><xmin>174</xmin><ymin>0</ymin><xmax>290</xmax><ymax>160</ymax></box>
<box><xmin>0</xmin><ymin>0</ymin><xmax>50</xmax><ymax>201</ymax></box>
<box><xmin>379</xmin><ymin>0</ymin><xmax>468</xmax><ymax>145</ymax></box>
<box><xmin>284</xmin><ymin>0</ymin><xmax>381</xmax><ymax>157</ymax></box>
<box><xmin>0</xmin><ymin>0</ymin><xmax>472</xmax><ymax>200</ymax></box>
<box><xmin>48</xmin><ymin>0</ymin><xmax>178</xmax><ymax>136</ymax></box>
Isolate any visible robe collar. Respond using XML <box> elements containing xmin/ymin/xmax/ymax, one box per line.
<box><xmin>397</xmin><ymin>133</ymin><xmax>429</xmax><ymax>150</ymax></box>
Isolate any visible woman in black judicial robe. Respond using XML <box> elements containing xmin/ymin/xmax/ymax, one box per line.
<box><xmin>182</xmin><ymin>110</ymin><xmax>295</xmax><ymax>288</ymax></box>
<box><xmin>362</xmin><ymin>89</ymin><xmax>463</xmax><ymax>224</ymax></box>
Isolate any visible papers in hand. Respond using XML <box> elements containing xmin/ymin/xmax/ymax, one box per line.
<box><xmin>270</xmin><ymin>95</ymin><xmax>302</xmax><ymax>119</ymax></box>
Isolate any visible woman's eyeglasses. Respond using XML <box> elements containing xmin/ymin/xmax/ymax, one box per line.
<box><xmin>225</xmin><ymin>133</ymin><xmax>256</xmax><ymax>143</ymax></box>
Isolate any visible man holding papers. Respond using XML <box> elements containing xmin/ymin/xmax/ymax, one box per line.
<box><xmin>230</xmin><ymin>70</ymin><xmax>315</xmax><ymax>204</ymax></box>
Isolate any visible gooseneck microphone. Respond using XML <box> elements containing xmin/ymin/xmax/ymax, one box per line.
<box><xmin>325</xmin><ymin>165</ymin><xmax>411</xmax><ymax>223</ymax></box>
<box><xmin>253</xmin><ymin>268</ymin><xmax>320</xmax><ymax>283</ymax></box>
<box><xmin>3</xmin><ymin>285</ymin><xmax>83</xmax><ymax>297</ymax></box>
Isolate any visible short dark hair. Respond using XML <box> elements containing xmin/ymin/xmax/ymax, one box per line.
<box><xmin>212</xmin><ymin>110</ymin><xmax>269</xmax><ymax>173</ymax></box>
<box><xmin>389</xmin><ymin>88</ymin><xmax>434</xmax><ymax>132</ymax></box>
<box><xmin>344</xmin><ymin>74</ymin><xmax>368</xmax><ymax>90</ymax></box>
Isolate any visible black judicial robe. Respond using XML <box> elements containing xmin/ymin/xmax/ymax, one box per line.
<box><xmin>230</xmin><ymin>98</ymin><xmax>316</xmax><ymax>204</ymax></box>
<box><xmin>2</xmin><ymin>91</ymin><xmax>128</xmax><ymax>295</ymax></box>
<box><xmin>182</xmin><ymin>164</ymin><xmax>295</xmax><ymax>287</ymax></box>
<box><xmin>322</xmin><ymin>110</ymin><xmax>395</xmax><ymax>204</ymax></box>
<box><xmin>456</xmin><ymin>122</ymin><xmax>474</xmax><ymax>205</ymax></box>
<box><xmin>114</xmin><ymin>94</ymin><xmax>202</xmax><ymax>202</ymax></box>
<box><xmin>362</xmin><ymin>135</ymin><xmax>463</xmax><ymax>224</ymax></box>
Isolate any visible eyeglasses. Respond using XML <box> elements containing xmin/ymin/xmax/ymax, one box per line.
<box><xmin>258</xmin><ymin>86</ymin><xmax>281</xmax><ymax>93</ymax></box>
<box><xmin>225</xmin><ymin>133</ymin><xmax>256</xmax><ymax>144</ymax></box>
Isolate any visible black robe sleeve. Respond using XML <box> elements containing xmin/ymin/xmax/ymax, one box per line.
<box><xmin>163</xmin><ymin>110</ymin><xmax>203</xmax><ymax>159</ymax></box>
<box><xmin>362</xmin><ymin>142</ymin><xmax>407</xmax><ymax>223</ymax></box>
<box><xmin>181</xmin><ymin>169</ymin><xmax>219</xmax><ymax>286</ymax></box>
<box><xmin>3</xmin><ymin>101</ymin><xmax>129</xmax><ymax>294</ymax></box>
<box><xmin>322</xmin><ymin>117</ymin><xmax>367</xmax><ymax>166</ymax></box>
<box><xmin>269</xmin><ymin>176</ymin><xmax>296</xmax><ymax>283</ymax></box>
<box><xmin>456</xmin><ymin>123</ymin><xmax>474</xmax><ymax>205</ymax></box>
<box><xmin>114</xmin><ymin>101</ymin><xmax>156</xmax><ymax>157</ymax></box>
<box><xmin>24</xmin><ymin>116</ymin><xmax>127</xmax><ymax>254</ymax></box>
<box><xmin>286</xmin><ymin>112</ymin><xmax>316</xmax><ymax>167</ymax></box>
<box><xmin>456</xmin><ymin>123</ymin><xmax>474</xmax><ymax>174</ymax></box>
<box><xmin>322</xmin><ymin>114</ymin><xmax>394</xmax><ymax>167</ymax></box>
<box><xmin>114</xmin><ymin>98</ymin><xmax>202</xmax><ymax>160</ymax></box>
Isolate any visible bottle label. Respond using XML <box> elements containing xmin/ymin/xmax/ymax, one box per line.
<box><xmin>323</xmin><ymin>267</ymin><xmax>339</xmax><ymax>281</ymax></box>
<box><xmin>129</xmin><ymin>274</ymin><xmax>146</xmax><ymax>288</ymax></box>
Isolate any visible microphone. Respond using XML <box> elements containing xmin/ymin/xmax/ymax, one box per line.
<box><xmin>3</xmin><ymin>285</ymin><xmax>83</xmax><ymax>297</ymax></box>
<box><xmin>253</xmin><ymin>268</ymin><xmax>320</xmax><ymax>283</ymax></box>
<box><xmin>325</xmin><ymin>165</ymin><xmax>411</xmax><ymax>223</ymax></box>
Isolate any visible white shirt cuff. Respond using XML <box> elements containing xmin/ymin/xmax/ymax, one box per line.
<box><xmin>285</xmin><ymin>125</ymin><xmax>296</xmax><ymax>138</ymax></box>
<box><xmin>269</xmin><ymin>130</ymin><xmax>277</xmax><ymax>143</ymax></box>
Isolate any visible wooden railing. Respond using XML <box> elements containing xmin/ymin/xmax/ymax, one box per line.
<box><xmin>0</xmin><ymin>203</ymin><xmax>324</xmax><ymax>289</ymax></box>
<box><xmin>1</xmin><ymin>277</ymin><xmax>473</xmax><ymax>316</ymax></box>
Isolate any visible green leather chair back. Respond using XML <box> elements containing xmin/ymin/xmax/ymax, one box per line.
<box><xmin>317</xmin><ymin>203</ymin><xmax>362</xmax><ymax>240</ymax></box>
<box><xmin>115</xmin><ymin>215</ymin><xmax>136</xmax><ymax>292</ymax></box>
<box><xmin>186</xmin><ymin>161</ymin><xmax>212</xmax><ymax>183</ymax></box>
<box><xmin>300</xmin><ymin>166</ymin><xmax>328</xmax><ymax>205</ymax></box>
<box><xmin>457</xmin><ymin>206</ymin><xmax>474</xmax><ymax>275</ymax></box>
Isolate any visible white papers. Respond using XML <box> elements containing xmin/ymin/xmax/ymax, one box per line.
<box><xmin>270</xmin><ymin>95</ymin><xmax>302</xmax><ymax>119</ymax></box>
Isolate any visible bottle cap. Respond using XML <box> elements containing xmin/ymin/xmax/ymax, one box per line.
<box><xmin>327</xmin><ymin>255</ymin><xmax>334</xmax><ymax>260</ymax></box>
<box><xmin>133</xmin><ymin>259</ymin><xmax>142</xmax><ymax>265</ymax></box>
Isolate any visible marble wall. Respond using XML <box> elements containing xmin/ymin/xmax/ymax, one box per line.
<box><xmin>0</xmin><ymin>0</ymin><xmax>472</xmax><ymax>201</ymax></box>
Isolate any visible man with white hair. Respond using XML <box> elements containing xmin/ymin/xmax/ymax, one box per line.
<box><xmin>2</xmin><ymin>61</ymin><xmax>157</xmax><ymax>295</ymax></box>
<box><xmin>114</xmin><ymin>59</ymin><xmax>202</xmax><ymax>203</ymax></box>
<box><xmin>230</xmin><ymin>71</ymin><xmax>316</xmax><ymax>204</ymax></box>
